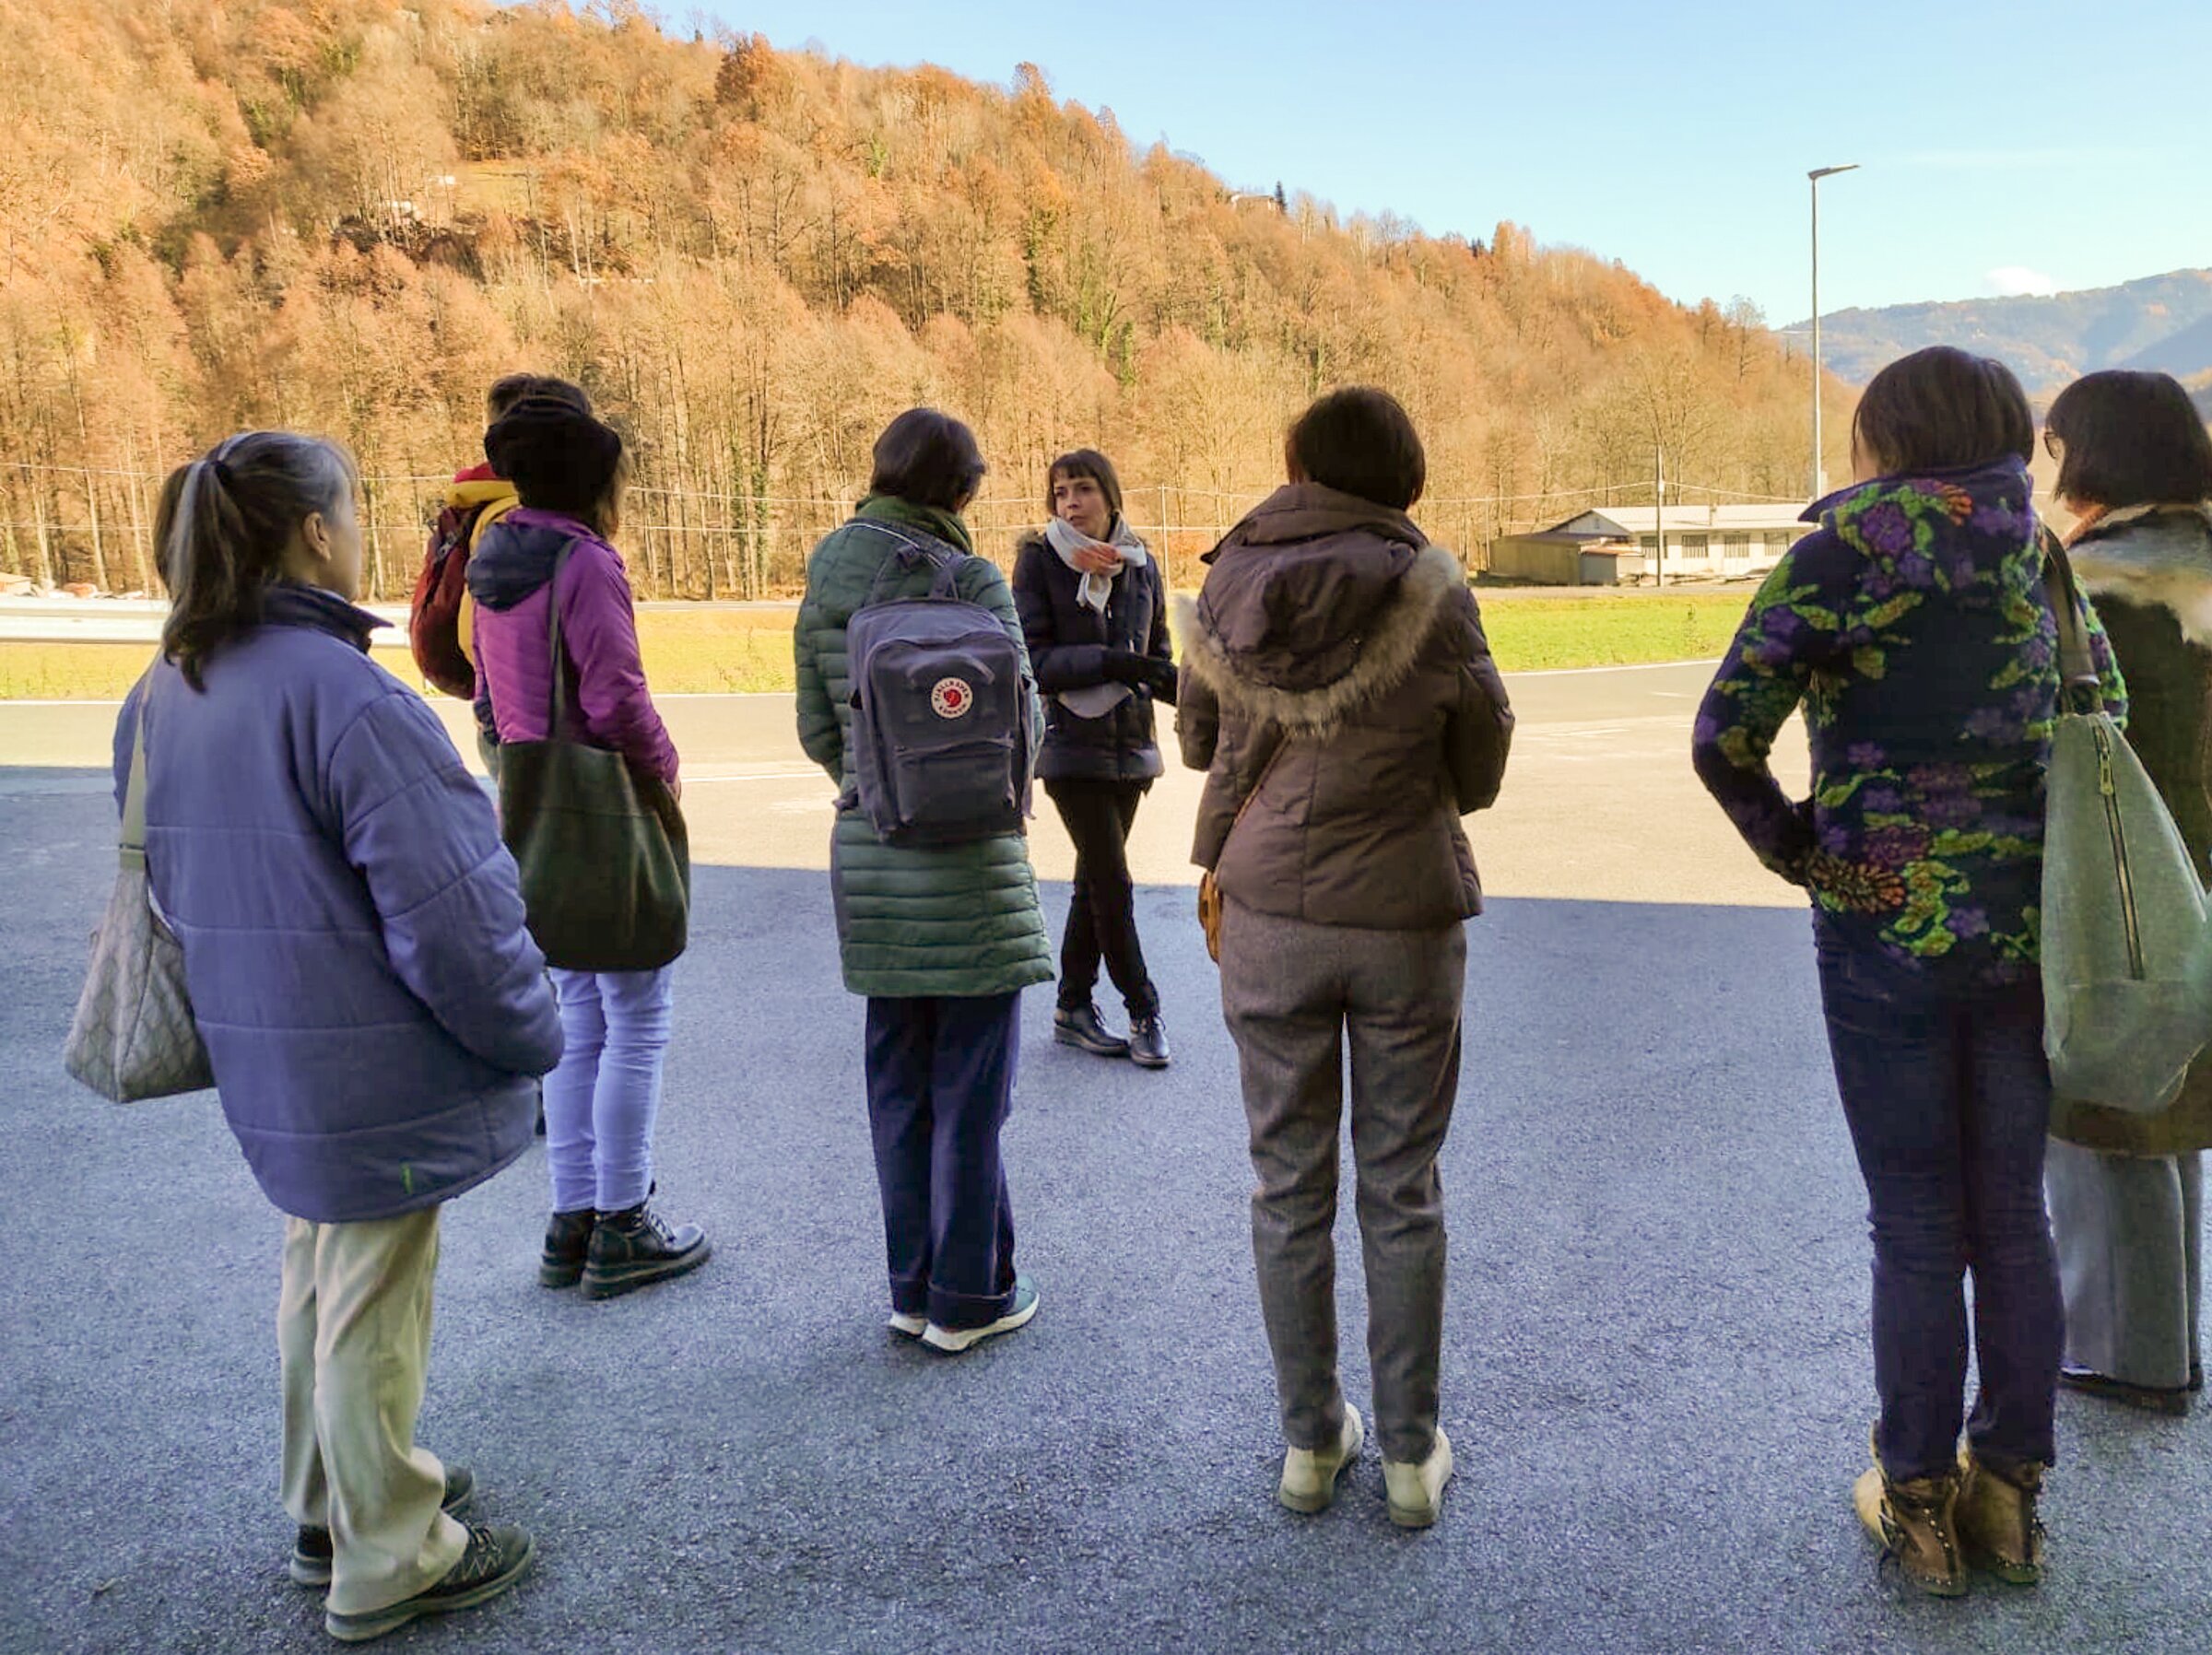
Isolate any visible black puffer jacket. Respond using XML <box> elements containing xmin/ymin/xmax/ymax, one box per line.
<box><xmin>1011</xmin><ymin>529</ymin><xmax>1175</xmax><ymax>783</ymax></box>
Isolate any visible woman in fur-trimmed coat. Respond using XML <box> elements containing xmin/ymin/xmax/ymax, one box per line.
<box><xmin>2042</xmin><ymin>370</ymin><xmax>2212</xmax><ymax>1414</ymax></box>
<box><xmin>1178</xmin><ymin>389</ymin><xmax>1512</xmax><ymax>1528</ymax></box>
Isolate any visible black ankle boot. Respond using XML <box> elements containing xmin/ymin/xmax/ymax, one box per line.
<box><xmin>1053</xmin><ymin>1003</ymin><xmax>1129</xmax><ymax>1057</ymax></box>
<box><xmin>582</xmin><ymin>1201</ymin><xmax>710</xmax><ymax>1299</ymax></box>
<box><xmin>1128</xmin><ymin>1013</ymin><xmax>1171</xmax><ymax>1070</ymax></box>
<box><xmin>538</xmin><ymin>1210</ymin><xmax>597</xmax><ymax>1288</ymax></box>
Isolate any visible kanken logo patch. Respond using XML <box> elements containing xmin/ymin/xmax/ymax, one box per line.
<box><xmin>930</xmin><ymin>677</ymin><xmax>974</xmax><ymax>719</ymax></box>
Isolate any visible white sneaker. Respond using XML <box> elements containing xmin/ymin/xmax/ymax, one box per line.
<box><xmin>887</xmin><ymin>1310</ymin><xmax>926</xmax><ymax>1337</ymax></box>
<box><xmin>1277</xmin><ymin>1405</ymin><xmax>1364</xmax><ymax>1514</ymax></box>
<box><xmin>1383</xmin><ymin>1428</ymin><xmax>1453</xmax><ymax>1529</ymax></box>
<box><xmin>920</xmin><ymin>1276</ymin><xmax>1041</xmax><ymax>1354</ymax></box>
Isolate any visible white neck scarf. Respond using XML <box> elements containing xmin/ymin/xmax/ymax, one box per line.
<box><xmin>1046</xmin><ymin>515</ymin><xmax>1148</xmax><ymax>616</ymax></box>
<box><xmin>1042</xmin><ymin>516</ymin><xmax>1149</xmax><ymax>719</ymax></box>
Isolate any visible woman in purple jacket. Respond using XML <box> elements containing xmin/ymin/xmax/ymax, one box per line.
<box><xmin>468</xmin><ymin>394</ymin><xmax>710</xmax><ymax>1299</ymax></box>
<box><xmin>128</xmin><ymin>431</ymin><xmax>562</xmax><ymax>1640</ymax></box>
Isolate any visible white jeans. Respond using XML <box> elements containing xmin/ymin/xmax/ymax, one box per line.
<box><xmin>543</xmin><ymin>966</ymin><xmax>676</xmax><ymax>1213</ymax></box>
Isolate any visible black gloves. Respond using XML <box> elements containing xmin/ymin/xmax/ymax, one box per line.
<box><xmin>1100</xmin><ymin>649</ymin><xmax>1149</xmax><ymax>685</ymax></box>
<box><xmin>1100</xmin><ymin>651</ymin><xmax>1181</xmax><ymax>705</ymax></box>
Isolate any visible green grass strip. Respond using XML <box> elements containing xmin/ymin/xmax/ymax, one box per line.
<box><xmin>0</xmin><ymin>590</ymin><xmax>1753</xmax><ymax>699</ymax></box>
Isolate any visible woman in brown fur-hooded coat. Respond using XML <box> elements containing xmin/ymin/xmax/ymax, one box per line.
<box><xmin>1176</xmin><ymin>388</ymin><xmax>1513</xmax><ymax>1519</ymax></box>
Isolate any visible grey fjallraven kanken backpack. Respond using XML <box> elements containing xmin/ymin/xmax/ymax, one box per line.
<box><xmin>843</xmin><ymin>523</ymin><xmax>1034</xmax><ymax>846</ymax></box>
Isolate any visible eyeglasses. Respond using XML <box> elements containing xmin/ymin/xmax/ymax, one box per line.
<box><xmin>2043</xmin><ymin>430</ymin><xmax>2064</xmax><ymax>462</ymax></box>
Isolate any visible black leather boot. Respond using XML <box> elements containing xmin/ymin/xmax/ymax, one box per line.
<box><xmin>538</xmin><ymin>1209</ymin><xmax>597</xmax><ymax>1288</ymax></box>
<box><xmin>582</xmin><ymin>1201</ymin><xmax>710</xmax><ymax>1299</ymax></box>
<box><xmin>1053</xmin><ymin>1003</ymin><xmax>1129</xmax><ymax>1057</ymax></box>
<box><xmin>1128</xmin><ymin>1013</ymin><xmax>1171</xmax><ymax>1070</ymax></box>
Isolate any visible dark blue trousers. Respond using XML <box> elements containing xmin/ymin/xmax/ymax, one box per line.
<box><xmin>864</xmin><ymin>993</ymin><xmax>1020</xmax><ymax>1331</ymax></box>
<box><xmin>1816</xmin><ymin>922</ymin><xmax>2062</xmax><ymax>1480</ymax></box>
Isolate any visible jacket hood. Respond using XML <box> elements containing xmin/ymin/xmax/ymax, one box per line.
<box><xmin>1181</xmin><ymin>484</ymin><xmax>1465</xmax><ymax>735</ymax></box>
<box><xmin>1805</xmin><ymin>456</ymin><xmax>2034</xmax><ymax>534</ymax></box>
<box><xmin>446</xmin><ymin>474</ymin><xmax>515</xmax><ymax>511</ymax></box>
<box><xmin>1802</xmin><ymin>456</ymin><xmax>2042</xmax><ymax>586</ymax></box>
<box><xmin>261</xmin><ymin>582</ymin><xmax>385</xmax><ymax>652</ymax></box>
<box><xmin>855</xmin><ymin>493</ymin><xmax>975</xmax><ymax>556</ymax></box>
<box><xmin>1188</xmin><ymin>483</ymin><xmax>1430</xmax><ymax>695</ymax></box>
<box><xmin>466</xmin><ymin>509</ymin><xmax>596</xmax><ymax>613</ymax></box>
<box><xmin>2069</xmin><ymin>506</ymin><xmax>2212</xmax><ymax>644</ymax></box>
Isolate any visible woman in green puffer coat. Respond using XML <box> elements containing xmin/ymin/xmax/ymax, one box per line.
<box><xmin>794</xmin><ymin>408</ymin><xmax>1053</xmax><ymax>1354</ymax></box>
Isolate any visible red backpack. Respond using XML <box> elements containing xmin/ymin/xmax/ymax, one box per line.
<box><xmin>409</xmin><ymin>499</ymin><xmax>489</xmax><ymax>698</ymax></box>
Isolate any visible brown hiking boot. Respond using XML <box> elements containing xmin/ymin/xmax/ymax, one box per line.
<box><xmin>1852</xmin><ymin>1428</ymin><xmax>1967</xmax><ymax>1598</ymax></box>
<box><xmin>1955</xmin><ymin>1449</ymin><xmax>2045</xmax><ymax>1586</ymax></box>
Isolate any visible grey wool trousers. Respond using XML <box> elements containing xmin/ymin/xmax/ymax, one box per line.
<box><xmin>1218</xmin><ymin>898</ymin><xmax>1466</xmax><ymax>1465</ymax></box>
<box><xmin>2047</xmin><ymin>1141</ymin><xmax>2203</xmax><ymax>1391</ymax></box>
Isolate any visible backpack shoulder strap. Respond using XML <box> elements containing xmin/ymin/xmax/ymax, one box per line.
<box><xmin>849</xmin><ymin>519</ymin><xmax>965</xmax><ymax>605</ymax></box>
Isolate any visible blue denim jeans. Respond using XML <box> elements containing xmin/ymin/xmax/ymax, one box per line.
<box><xmin>1815</xmin><ymin>922</ymin><xmax>2061</xmax><ymax>1478</ymax></box>
<box><xmin>544</xmin><ymin>966</ymin><xmax>676</xmax><ymax>1214</ymax></box>
<box><xmin>864</xmin><ymin>993</ymin><xmax>1020</xmax><ymax>1330</ymax></box>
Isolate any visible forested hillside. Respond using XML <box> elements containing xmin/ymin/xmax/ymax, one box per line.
<box><xmin>0</xmin><ymin>0</ymin><xmax>1837</xmax><ymax>597</ymax></box>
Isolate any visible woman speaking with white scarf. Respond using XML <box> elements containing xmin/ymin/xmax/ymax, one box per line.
<box><xmin>1012</xmin><ymin>450</ymin><xmax>1179</xmax><ymax>1070</ymax></box>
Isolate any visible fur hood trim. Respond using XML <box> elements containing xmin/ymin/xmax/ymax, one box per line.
<box><xmin>2070</xmin><ymin>508</ymin><xmax>2212</xmax><ymax>646</ymax></box>
<box><xmin>1177</xmin><ymin>542</ymin><xmax>1465</xmax><ymax>735</ymax></box>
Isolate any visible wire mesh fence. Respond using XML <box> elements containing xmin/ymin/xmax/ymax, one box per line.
<box><xmin>0</xmin><ymin>462</ymin><xmax>1806</xmax><ymax>601</ymax></box>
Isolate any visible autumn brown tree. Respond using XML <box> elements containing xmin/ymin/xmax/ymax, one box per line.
<box><xmin>0</xmin><ymin>0</ymin><xmax>1847</xmax><ymax>597</ymax></box>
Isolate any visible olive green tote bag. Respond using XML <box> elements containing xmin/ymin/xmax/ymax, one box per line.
<box><xmin>2040</xmin><ymin>533</ymin><xmax>2212</xmax><ymax>1114</ymax></box>
<box><xmin>495</xmin><ymin>542</ymin><xmax>690</xmax><ymax>972</ymax></box>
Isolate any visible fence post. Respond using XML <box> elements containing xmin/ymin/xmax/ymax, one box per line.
<box><xmin>1158</xmin><ymin>482</ymin><xmax>1171</xmax><ymax>592</ymax></box>
<box><xmin>30</xmin><ymin>473</ymin><xmax>54</xmax><ymax>589</ymax></box>
<box><xmin>83</xmin><ymin>467</ymin><xmax>111</xmax><ymax>593</ymax></box>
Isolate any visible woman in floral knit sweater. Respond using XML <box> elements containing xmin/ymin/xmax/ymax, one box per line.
<box><xmin>1693</xmin><ymin>347</ymin><xmax>2124</xmax><ymax>1597</ymax></box>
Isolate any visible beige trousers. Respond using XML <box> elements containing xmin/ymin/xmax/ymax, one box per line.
<box><xmin>277</xmin><ymin>1207</ymin><xmax>466</xmax><ymax>1615</ymax></box>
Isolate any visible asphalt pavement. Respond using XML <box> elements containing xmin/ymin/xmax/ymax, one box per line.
<box><xmin>2</xmin><ymin>668</ymin><xmax>2206</xmax><ymax>1654</ymax></box>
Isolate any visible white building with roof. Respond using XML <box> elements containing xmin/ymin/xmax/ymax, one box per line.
<box><xmin>1488</xmin><ymin>502</ymin><xmax>1813</xmax><ymax>585</ymax></box>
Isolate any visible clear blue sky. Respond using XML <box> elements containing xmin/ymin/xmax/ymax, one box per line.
<box><xmin>691</xmin><ymin>0</ymin><xmax>2210</xmax><ymax>323</ymax></box>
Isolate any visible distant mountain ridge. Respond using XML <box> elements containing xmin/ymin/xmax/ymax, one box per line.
<box><xmin>1805</xmin><ymin>268</ymin><xmax>2212</xmax><ymax>401</ymax></box>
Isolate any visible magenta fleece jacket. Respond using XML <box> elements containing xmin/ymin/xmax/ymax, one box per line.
<box><xmin>466</xmin><ymin>507</ymin><xmax>679</xmax><ymax>782</ymax></box>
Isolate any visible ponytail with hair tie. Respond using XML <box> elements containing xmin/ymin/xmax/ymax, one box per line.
<box><xmin>154</xmin><ymin>431</ymin><xmax>356</xmax><ymax>691</ymax></box>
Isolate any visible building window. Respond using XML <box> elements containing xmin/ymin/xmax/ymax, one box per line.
<box><xmin>1724</xmin><ymin>533</ymin><xmax>1750</xmax><ymax>561</ymax></box>
<box><xmin>1639</xmin><ymin>535</ymin><xmax>1658</xmax><ymax>553</ymax></box>
<box><xmin>1678</xmin><ymin>534</ymin><xmax>1709</xmax><ymax>557</ymax></box>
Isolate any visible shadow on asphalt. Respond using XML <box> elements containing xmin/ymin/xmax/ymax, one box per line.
<box><xmin>3</xmin><ymin>772</ymin><xmax>2207</xmax><ymax>1654</ymax></box>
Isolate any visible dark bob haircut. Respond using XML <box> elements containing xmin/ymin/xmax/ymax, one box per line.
<box><xmin>2045</xmin><ymin>370</ymin><xmax>2212</xmax><ymax>509</ymax></box>
<box><xmin>1045</xmin><ymin>448</ymin><xmax>1124</xmax><ymax>524</ymax></box>
<box><xmin>1288</xmin><ymin>386</ymin><xmax>1426</xmax><ymax>511</ymax></box>
<box><xmin>1852</xmin><ymin>346</ymin><xmax>2033</xmax><ymax>477</ymax></box>
<box><xmin>869</xmin><ymin>408</ymin><xmax>986</xmax><ymax>513</ymax></box>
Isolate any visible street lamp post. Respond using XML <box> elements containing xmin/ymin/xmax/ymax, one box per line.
<box><xmin>1808</xmin><ymin>163</ymin><xmax>1859</xmax><ymax>501</ymax></box>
